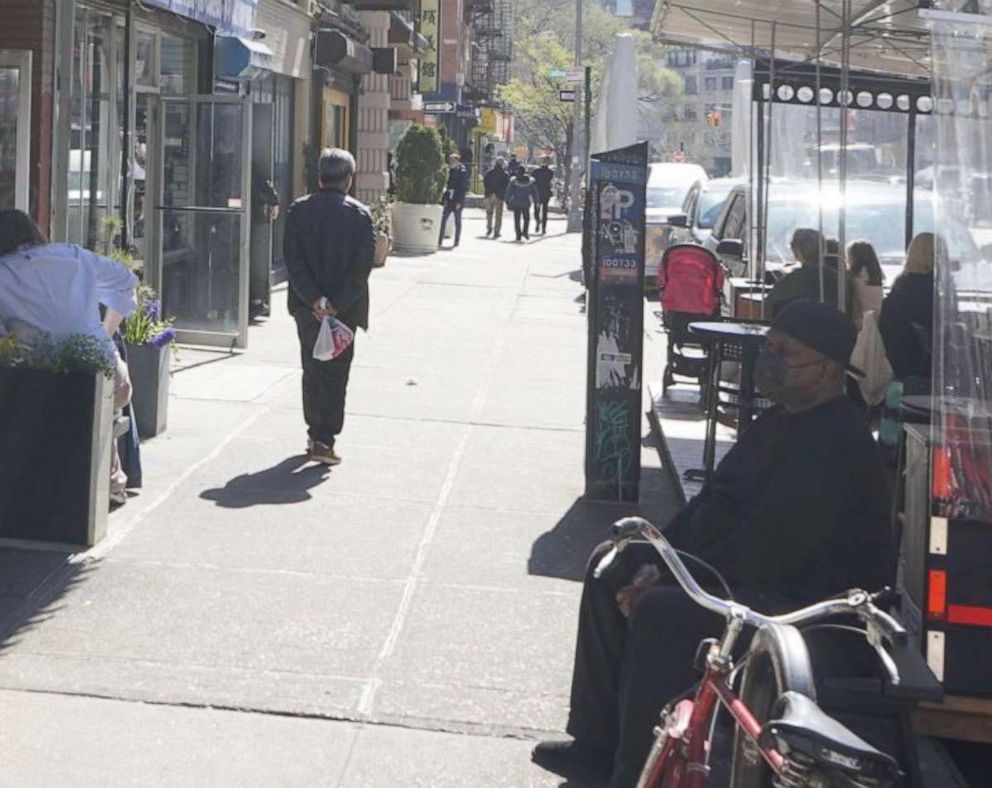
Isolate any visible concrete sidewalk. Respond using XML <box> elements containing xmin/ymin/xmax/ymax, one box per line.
<box><xmin>0</xmin><ymin>210</ymin><xmax>679</xmax><ymax>786</ymax></box>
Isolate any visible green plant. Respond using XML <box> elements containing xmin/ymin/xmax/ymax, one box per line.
<box><xmin>369</xmin><ymin>198</ymin><xmax>392</xmax><ymax>239</ymax></box>
<box><xmin>0</xmin><ymin>332</ymin><xmax>115</xmax><ymax>379</ymax></box>
<box><xmin>394</xmin><ymin>125</ymin><xmax>447</xmax><ymax>204</ymax></box>
<box><xmin>120</xmin><ymin>286</ymin><xmax>176</xmax><ymax>349</ymax></box>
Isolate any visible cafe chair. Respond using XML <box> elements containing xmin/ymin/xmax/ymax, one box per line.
<box><xmin>658</xmin><ymin>244</ymin><xmax>725</xmax><ymax>396</ymax></box>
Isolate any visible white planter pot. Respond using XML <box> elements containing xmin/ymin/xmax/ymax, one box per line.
<box><xmin>391</xmin><ymin>202</ymin><xmax>443</xmax><ymax>254</ymax></box>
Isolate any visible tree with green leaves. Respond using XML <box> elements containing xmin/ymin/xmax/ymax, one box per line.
<box><xmin>498</xmin><ymin>1</ymin><xmax>680</xmax><ymax>199</ymax></box>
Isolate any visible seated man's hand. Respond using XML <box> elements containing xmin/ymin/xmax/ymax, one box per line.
<box><xmin>615</xmin><ymin>563</ymin><xmax>663</xmax><ymax>618</ymax></box>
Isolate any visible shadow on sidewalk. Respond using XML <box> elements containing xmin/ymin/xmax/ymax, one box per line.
<box><xmin>199</xmin><ymin>455</ymin><xmax>330</xmax><ymax>508</ymax></box>
<box><xmin>527</xmin><ymin>468</ymin><xmax>679</xmax><ymax>583</ymax></box>
<box><xmin>0</xmin><ymin>552</ymin><xmax>93</xmax><ymax>655</ymax></box>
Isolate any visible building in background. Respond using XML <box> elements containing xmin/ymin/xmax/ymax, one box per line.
<box><xmin>658</xmin><ymin>47</ymin><xmax>734</xmax><ymax>175</ymax></box>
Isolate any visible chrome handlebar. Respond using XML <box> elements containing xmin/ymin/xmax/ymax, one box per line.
<box><xmin>596</xmin><ymin>517</ymin><xmax>908</xmax><ymax>685</ymax></box>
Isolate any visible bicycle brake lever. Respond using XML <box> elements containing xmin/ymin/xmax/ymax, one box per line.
<box><xmin>870</xmin><ymin>634</ymin><xmax>902</xmax><ymax>688</ymax></box>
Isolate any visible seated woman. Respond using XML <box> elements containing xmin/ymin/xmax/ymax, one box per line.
<box><xmin>846</xmin><ymin>240</ymin><xmax>885</xmax><ymax>328</ymax></box>
<box><xmin>878</xmin><ymin>232</ymin><xmax>937</xmax><ymax>391</ymax></box>
<box><xmin>0</xmin><ymin>209</ymin><xmax>139</xmax><ymax>506</ymax></box>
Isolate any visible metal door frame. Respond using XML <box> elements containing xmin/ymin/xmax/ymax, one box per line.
<box><xmin>0</xmin><ymin>50</ymin><xmax>33</xmax><ymax>212</ymax></box>
<box><xmin>154</xmin><ymin>94</ymin><xmax>252</xmax><ymax>349</ymax></box>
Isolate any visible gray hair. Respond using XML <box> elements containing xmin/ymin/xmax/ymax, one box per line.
<box><xmin>319</xmin><ymin>148</ymin><xmax>356</xmax><ymax>183</ymax></box>
<box><xmin>495</xmin><ymin>156</ymin><xmax>506</xmax><ymax>167</ymax></box>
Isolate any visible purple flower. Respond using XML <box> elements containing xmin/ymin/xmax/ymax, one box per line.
<box><xmin>147</xmin><ymin>327</ymin><xmax>176</xmax><ymax>348</ymax></box>
<box><xmin>143</xmin><ymin>298</ymin><xmax>162</xmax><ymax>321</ymax></box>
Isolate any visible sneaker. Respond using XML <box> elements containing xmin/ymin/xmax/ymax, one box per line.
<box><xmin>532</xmin><ymin>739</ymin><xmax>613</xmax><ymax>777</ymax></box>
<box><xmin>308</xmin><ymin>440</ymin><xmax>341</xmax><ymax>466</ymax></box>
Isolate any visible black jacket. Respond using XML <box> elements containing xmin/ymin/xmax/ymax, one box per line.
<box><xmin>765</xmin><ymin>261</ymin><xmax>854</xmax><ymax>319</ymax></box>
<box><xmin>284</xmin><ymin>188</ymin><xmax>375</xmax><ymax>330</ymax></box>
<box><xmin>879</xmin><ymin>272</ymin><xmax>934</xmax><ymax>379</ymax></box>
<box><xmin>483</xmin><ymin>166</ymin><xmax>510</xmax><ymax>199</ymax></box>
<box><xmin>443</xmin><ymin>164</ymin><xmax>470</xmax><ymax>205</ymax></box>
<box><xmin>664</xmin><ymin>397</ymin><xmax>892</xmax><ymax>610</ymax></box>
<box><xmin>532</xmin><ymin>165</ymin><xmax>554</xmax><ymax>200</ymax></box>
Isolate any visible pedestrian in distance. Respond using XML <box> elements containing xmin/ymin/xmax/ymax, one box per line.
<box><xmin>507</xmin><ymin>153</ymin><xmax>522</xmax><ymax>177</ymax></box>
<box><xmin>531</xmin><ymin>156</ymin><xmax>555</xmax><ymax>235</ymax></box>
<box><xmin>504</xmin><ymin>168</ymin><xmax>540</xmax><ymax>242</ymax></box>
<box><xmin>438</xmin><ymin>152</ymin><xmax>469</xmax><ymax>249</ymax></box>
<box><xmin>483</xmin><ymin>157</ymin><xmax>510</xmax><ymax>238</ymax></box>
<box><xmin>284</xmin><ymin>148</ymin><xmax>374</xmax><ymax>466</ymax></box>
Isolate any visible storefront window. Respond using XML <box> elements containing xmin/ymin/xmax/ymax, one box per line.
<box><xmin>161</xmin><ymin>34</ymin><xmax>194</xmax><ymax>95</ymax></box>
<box><xmin>67</xmin><ymin>6</ymin><xmax>120</xmax><ymax>250</ymax></box>
<box><xmin>0</xmin><ymin>65</ymin><xmax>22</xmax><ymax>210</ymax></box>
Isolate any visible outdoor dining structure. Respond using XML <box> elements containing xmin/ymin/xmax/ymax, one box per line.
<box><xmin>650</xmin><ymin>0</ymin><xmax>992</xmax><ymax>774</ymax></box>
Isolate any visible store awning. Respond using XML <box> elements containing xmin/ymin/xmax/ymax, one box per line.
<box><xmin>214</xmin><ymin>36</ymin><xmax>275</xmax><ymax>80</ymax></box>
<box><xmin>389</xmin><ymin>11</ymin><xmax>430</xmax><ymax>51</ymax></box>
<box><xmin>651</xmin><ymin>1</ymin><xmax>932</xmax><ymax>78</ymax></box>
<box><xmin>315</xmin><ymin>29</ymin><xmax>374</xmax><ymax>75</ymax></box>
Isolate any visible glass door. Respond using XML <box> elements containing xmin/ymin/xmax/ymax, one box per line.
<box><xmin>0</xmin><ymin>51</ymin><xmax>32</xmax><ymax>211</ymax></box>
<box><xmin>249</xmin><ymin>101</ymin><xmax>275</xmax><ymax>314</ymax></box>
<box><xmin>153</xmin><ymin>95</ymin><xmax>252</xmax><ymax>349</ymax></box>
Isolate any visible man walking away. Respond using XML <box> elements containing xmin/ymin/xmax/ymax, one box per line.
<box><xmin>504</xmin><ymin>168</ymin><xmax>540</xmax><ymax>242</ymax></box>
<box><xmin>483</xmin><ymin>157</ymin><xmax>510</xmax><ymax>238</ymax></box>
<box><xmin>438</xmin><ymin>153</ymin><xmax>469</xmax><ymax>249</ymax></box>
<box><xmin>532</xmin><ymin>156</ymin><xmax>554</xmax><ymax>234</ymax></box>
<box><xmin>284</xmin><ymin>148</ymin><xmax>374</xmax><ymax>466</ymax></box>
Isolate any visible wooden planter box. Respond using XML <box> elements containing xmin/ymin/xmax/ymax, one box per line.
<box><xmin>126</xmin><ymin>342</ymin><xmax>170</xmax><ymax>440</ymax></box>
<box><xmin>0</xmin><ymin>367</ymin><xmax>113</xmax><ymax>549</ymax></box>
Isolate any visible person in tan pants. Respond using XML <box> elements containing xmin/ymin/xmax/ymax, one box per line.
<box><xmin>483</xmin><ymin>157</ymin><xmax>510</xmax><ymax>238</ymax></box>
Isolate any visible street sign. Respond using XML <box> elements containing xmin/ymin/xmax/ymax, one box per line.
<box><xmin>546</xmin><ymin>67</ymin><xmax>567</xmax><ymax>78</ymax></box>
<box><xmin>423</xmin><ymin>100</ymin><xmax>456</xmax><ymax>114</ymax></box>
<box><xmin>559</xmin><ymin>89</ymin><xmax>577</xmax><ymax>103</ymax></box>
<box><xmin>565</xmin><ymin>67</ymin><xmax>586</xmax><ymax>84</ymax></box>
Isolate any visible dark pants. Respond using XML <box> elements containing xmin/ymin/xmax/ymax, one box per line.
<box><xmin>439</xmin><ymin>202</ymin><xmax>463</xmax><ymax>246</ymax></box>
<box><xmin>294</xmin><ymin>312</ymin><xmax>355</xmax><ymax>448</ymax></box>
<box><xmin>567</xmin><ymin>541</ymin><xmax>723</xmax><ymax>788</ymax></box>
<box><xmin>513</xmin><ymin>206</ymin><xmax>531</xmax><ymax>239</ymax></box>
<box><xmin>534</xmin><ymin>197</ymin><xmax>550</xmax><ymax>233</ymax></box>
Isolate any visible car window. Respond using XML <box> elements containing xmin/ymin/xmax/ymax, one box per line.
<box><xmin>697</xmin><ymin>189</ymin><xmax>732</xmax><ymax>229</ymax></box>
<box><xmin>723</xmin><ymin>194</ymin><xmax>747</xmax><ymax>240</ymax></box>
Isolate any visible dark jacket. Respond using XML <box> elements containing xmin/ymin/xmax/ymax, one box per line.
<box><xmin>507</xmin><ymin>158</ymin><xmax>522</xmax><ymax>176</ymax></box>
<box><xmin>284</xmin><ymin>188</ymin><xmax>375</xmax><ymax>330</ymax></box>
<box><xmin>483</xmin><ymin>166</ymin><xmax>510</xmax><ymax>199</ymax></box>
<box><xmin>443</xmin><ymin>164</ymin><xmax>470</xmax><ymax>206</ymax></box>
<box><xmin>879</xmin><ymin>272</ymin><xmax>934</xmax><ymax>379</ymax></box>
<box><xmin>504</xmin><ymin>175</ymin><xmax>539</xmax><ymax>210</ymax></box>
<box><xmin>664</xmin><ymin>396</ymin><xmax>892</xmax><ymax>610</ymax></box>
<box><xmin>532</xmin><ymin>165</ymin><xmax>554</xmax><ymax>200</ymax></box>
<box><xmin>765</xmin><ymin>261</ymin><xmax>854</xmax><ymax>319</ymax></box>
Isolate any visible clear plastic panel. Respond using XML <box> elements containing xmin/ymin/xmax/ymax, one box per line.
<box><xmin>930</xmin><ymin>17</ymin><xmax>992</xmax><ymax>519</ymax></box>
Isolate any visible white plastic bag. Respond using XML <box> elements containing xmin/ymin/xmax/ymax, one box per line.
<box><xmin>850</xmin><ymin>309</ymin><xmax>893</xmax><ymax>406</ymax></box>
<box><xmin>312</xmin><ymin>316</ymin><xmax>355</xmax><ymax>361</ymax></box>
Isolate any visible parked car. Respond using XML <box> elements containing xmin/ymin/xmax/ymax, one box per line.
<box><xmin>646</xmin><ymin>177</ymin><xmax>738</xmax><ymax>289</ymax></box>
<box><xmin>644</xmin><ymin>162</ymin><xmax>709</xmax><ymax>287</ymax></box>
<box><xmin>704</xmin><ymin>179</ymin><xmax>981</xmax><ymax>281</ymax></box>
<box><xmin>646</xmin><ymin>162</ymin><xmax>708</xmax><ymax>225</ymax></box>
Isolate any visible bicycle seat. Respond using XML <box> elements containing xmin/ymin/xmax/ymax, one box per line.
<box><xmin>758</xmin><ymin>692</ymin><xmax>901</xmax><ymax>781</ymax></box>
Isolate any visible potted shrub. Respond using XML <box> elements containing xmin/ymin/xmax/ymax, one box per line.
<box><xmin>391</xmin><ymin>125</ymin><xmax>447</xmax><ymax>253</ymax></box>
<box><xmin>370</xmin><ymin>198</ymin><xmax>392</xmax><ymax>268</ymax></box>
<box><xmin>121</xmin><ymin>286</ymin><xmax>176</xmax><ymax>440</ymax></box>
<box><xmin>0</xmin><ymin>333</ymin><xmax>115</xmax><ymax>548</ymax></box>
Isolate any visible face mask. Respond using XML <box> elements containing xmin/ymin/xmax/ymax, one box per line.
<box><xmin>754</xmin><ymin>346</ymin><xmax>826</xmax><ymax>405</ymax></box>
<box><xmin>754</xmin><ymin>346</ymin><xmax>790</xmax><ymax>403</ymax></box>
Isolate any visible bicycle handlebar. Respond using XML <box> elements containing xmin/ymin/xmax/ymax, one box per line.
<box><xmin>596</xmin><ymin>517</ymin><xmax>908</xmax><ymax>684</ymax></box>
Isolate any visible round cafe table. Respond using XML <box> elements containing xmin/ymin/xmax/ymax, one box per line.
<box><xmin>684</xmin><ymin>321</ymin><xmax>769</xmax><ymax>483</ymax></box>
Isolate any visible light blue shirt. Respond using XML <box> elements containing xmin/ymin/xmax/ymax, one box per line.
<box><xmin>0</xmin><ymin>243</ymin><xmax>138</xmax><ymax>356</ymax></box>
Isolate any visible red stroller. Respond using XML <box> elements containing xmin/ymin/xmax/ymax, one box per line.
<box><xmin>657</xmin><ymin>244</ymin><xmax>724</xmax><ymax>395</ymax></box>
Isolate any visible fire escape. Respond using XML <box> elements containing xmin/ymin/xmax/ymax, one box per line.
<box><xmin>466</xmin><ymin>0</ymin><xmax>512</xmax><ymax>105</ymax></box>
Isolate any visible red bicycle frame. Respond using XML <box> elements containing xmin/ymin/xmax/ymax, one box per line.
<box><xmin>638</xmin><ymin>665</ymin><xmax>787</xmax><ymax>788</ymax></box>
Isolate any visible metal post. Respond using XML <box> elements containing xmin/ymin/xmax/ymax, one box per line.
<box><xmin>815</xmin><ymin>1</ymin><xmax>825</xmax><ymax>302</ymax></box>
<box><xmin>837</xmin><ymin>0</ymin><xmax>851</xmax><ymax>314</ymax></box>
<box><xmin>906</xmin><ymin>108</ymin><xmax>917</xmax><ymax>249</ymax></box>
<box><xmin>119</xmin><ymin>0</ymin><xmax>133</xmax><ymax>249</ymax></box>
<box><xmin>584</xmin><ymin>65</ymin><xmax>592</xmax><ymax>178</ymax></box>
<box><xmin>567</xmin><ymin>0</ymin><xmax>583</xmax><ymax>232</ymax></box>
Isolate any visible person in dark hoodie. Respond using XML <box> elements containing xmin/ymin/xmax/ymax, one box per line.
<box><xmin>438</xmin><ymin>153</ymin><xmax>469</xmax><ymax>249</ymax></box>
<box><xmin>531</xmin><ymin>156</ymin><xmax>555</xmax><ymax>234</ymax></box>
<box><xmin>504</xmin><ymin>168</ymin><xmax>540</xmax><ymax>242</ymax></box>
